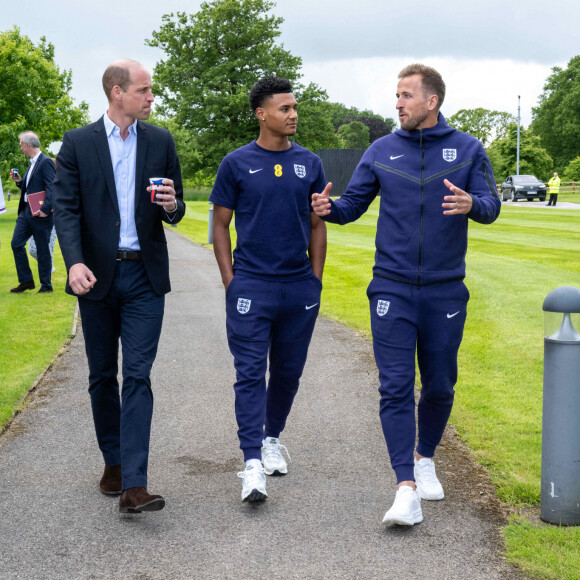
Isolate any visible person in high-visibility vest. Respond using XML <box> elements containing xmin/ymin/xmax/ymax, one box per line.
<box><xmin>547</xmin><ymin>172</ymin><xmax>561</xmax><ymax>206</ymax></box>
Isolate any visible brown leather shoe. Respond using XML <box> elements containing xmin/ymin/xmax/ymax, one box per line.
<box><xmin>10</xmin><ymin>281</ymin><xmax>35</xmax><ymax>293</ymax></box>
<box><xmin>99</xmin><ymin>464</ymin><xmax>122</xmax><ymax>495</ymax></box>
<box><xmin>119</xmin><ymin>487</ymin><xmax>165</xmax><ymax>513</ymax></box>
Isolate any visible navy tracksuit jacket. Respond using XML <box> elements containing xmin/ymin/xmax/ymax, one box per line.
<box><xmin>324</xmin><ymin>114</ymin><xmax>501</xmax><ymax>482</ymax></box>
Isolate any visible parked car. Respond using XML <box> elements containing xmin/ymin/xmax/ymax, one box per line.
<box><xmin>501</xmin><ymin>175</ymin><xmax>546</xmax><ymax>202</ymax></box>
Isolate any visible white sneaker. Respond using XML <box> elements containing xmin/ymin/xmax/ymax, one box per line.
<box><xmin>382</xmin><ymin>486</ymin><xmax>423</xmax><ymax>526</ymax></box>
<box><xmin>414</xmin><ymin>457</ymin><xmax>445</xmax><ymax>500</ymax></box>
<box><xmin>261</xmin><ymin>437</ymin><xmax>291</xmax><ymax>476</ymax></box>
<box><xmin>237</xmin><ymin>464</ymin><xmax>268</xmax><ymax>502</ymax></box>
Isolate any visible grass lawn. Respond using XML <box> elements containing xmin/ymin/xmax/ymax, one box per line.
<box><xmin>0</xmin><ymin>199</ymin><xmax>77</xmax><ymax>429</ymax></box>
<box><xmin>2</xmin><ymin>193</ymin><xmax>579</xmax><ymax>578</ymax></box>
<box><xmin>176</xmin><ymin>200</ymin><xmax>580</xmax><ymax>579</ymax></box>
<box><xmin>182</xmin><ymin>186</ymin><xmax>211</xmax><ymax>201</ymax></box>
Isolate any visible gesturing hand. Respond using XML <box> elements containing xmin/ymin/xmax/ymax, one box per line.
<box><xmin>442</xmin><ymin>179</ymin><xmax>473</xmax><ymax>215</ymax></box>
<box><xmin>311</xmin><ymin>182</ymin><xmax>333</xmax><ymax>217</ymax></box>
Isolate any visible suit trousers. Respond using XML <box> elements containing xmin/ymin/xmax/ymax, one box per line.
<box><xmin>367</xmin><ymin>277</ymin><xmax>469</xmax><ymax>483</ymax></box>
<box><xmin>78</xmin><ymin>260</ymin><xmax>165</xmax><ymax>490</ymax></box>
<box><xmin>11</xmin><ymin>206</ymin><xmax>53</xmax><ymax>289</ymax></box>
<box><xmin>226</xmin><ymin>275</ymin><xmax>322</xmax><ymax>461</ymax></box>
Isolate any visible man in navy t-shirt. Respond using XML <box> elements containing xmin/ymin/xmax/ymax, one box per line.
<box><xmin>210</xmin><ymin>77</ymin><xmax>327</xmax><ymax>502</ymax></box>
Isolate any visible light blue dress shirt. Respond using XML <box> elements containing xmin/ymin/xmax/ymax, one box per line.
<box><xmin>104</xmin><ymin>113</ymin><xmax>140</xmax><ymax>251</ymax></box>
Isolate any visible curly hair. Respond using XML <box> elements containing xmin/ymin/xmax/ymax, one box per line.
<box><xmin>249</xmin><ymin>77</ymin><xmax>293</xmax><ymax>111</ymax></box>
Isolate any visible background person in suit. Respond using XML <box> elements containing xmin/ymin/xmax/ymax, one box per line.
<box><xmin>28</xmin><ymin>158</ymin><xmax>58</xmax><ymax>274</ymax></box>
<box><xmin>10</xmin><ymin>131</ymin><xmax>55</xmax><ymax>293</ymax></box>
<box><xmin>53</xmin><ymin>58</ymin><xmax>185</xmax><ymax>514</ymax></box>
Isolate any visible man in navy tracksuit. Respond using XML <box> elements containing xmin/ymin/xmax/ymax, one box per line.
<box><xmin>211</xmin><ymin>77</ymin><xmax>327</xmax><ymax>502</ymax></box>
<box><xmin>313</xmin><ymin>64</ymin><xmax>501</xmax><ymax>526</ymax></box>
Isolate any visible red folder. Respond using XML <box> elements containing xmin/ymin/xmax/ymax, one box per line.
<box><xmin>27</xmin><ymin>191</ymin><xmax>46</xmax><ymax>214</ymax></box>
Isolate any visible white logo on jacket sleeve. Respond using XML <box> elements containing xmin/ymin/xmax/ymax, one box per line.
<box><xmin>294</xmin><ymin>164</ymin><xmax>306</xmax><ymax>178</ymax></box>
<box><xmin>377</xmin><ymin>300</ymin><xmax>390</xmax><ymax>317</ymax></box>
<box><xmin>443</xmin><ymin>149</ymin><xmax>457</xmax><ymax>162</ymax></box>
<box><xmin>237</xmin><ymin>298</ymin><xmax>251</xmax><ymax>314</ymax></box>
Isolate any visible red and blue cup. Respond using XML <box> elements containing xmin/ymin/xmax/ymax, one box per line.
<box><xmin>149</xmin><ymin>177</ymin><xmax>164</xmax><ymax>202</ymax></box>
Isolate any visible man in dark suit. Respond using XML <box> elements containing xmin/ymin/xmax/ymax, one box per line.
<box><xmin>10</xmin><ymin>131</ymin><xmax>56</xmax><ymax>293</ymax></box>
<box><xmin>53</xmin><ymin>59</ymin><xmax>185</xmax><ymax>514</ymax></box>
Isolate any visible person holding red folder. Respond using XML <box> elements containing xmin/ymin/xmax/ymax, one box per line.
<box><xmin>9</xmin><ymin>131</ymin><xmax>55</xmax><ymax>293</ymax></box>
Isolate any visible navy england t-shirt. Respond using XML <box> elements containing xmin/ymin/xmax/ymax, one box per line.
<box><xmin>210</xmin><ymin>140</ymin><xmax>326</xmax><ymax>281</ymax></box>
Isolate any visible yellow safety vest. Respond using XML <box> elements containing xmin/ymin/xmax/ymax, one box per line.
<box><xmin>548</xmin><ymin>176</ymin><xmax>561</xmax><ymax>193</ymax></box>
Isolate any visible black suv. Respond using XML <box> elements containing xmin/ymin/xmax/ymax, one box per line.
<box><xmin>501</xmin><ymin>175</ymin><xmax>546</xmax><ymax>202</ymax></box>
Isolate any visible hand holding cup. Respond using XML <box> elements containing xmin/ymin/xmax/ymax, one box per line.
<box><xmin>148</xmin><ymin>177</ymin><xmax>178</xmax><ymax>213</ymax></box>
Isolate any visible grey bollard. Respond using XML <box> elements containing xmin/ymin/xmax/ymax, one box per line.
<box><xmin>208</xmin><ymin>202</ymin><xmax>214</xmax><ymax>245</ymax></box>
<box><xmin>541</xmin><ymin>286</ymin><xmax>580</xmax><ymax>525</ymax></box>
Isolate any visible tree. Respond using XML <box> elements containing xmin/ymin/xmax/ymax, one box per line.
<box><xmin>562</xmin><ymin>157</ymin><xmax>580</xmax><ymax>182</ymax></box>
<box><xmin>487</xmin><ymin>123</ymin><xmax>553</xmax><ymax>180</ymax></box>
<box><xmin>0</xmin><ymin>26</ymin><xmax>89</xmax><ymax>185</ymax></box>
<box><xmin>337</xmin><ymin>121</ymin><xmax>370</xmax><ymax>148</ymax></box>
<box><xmin>293</xmin><ymin>85</ymin><xmax>342</xmax><ymax>151</ymax></box>
<box><xmin>328</xmin><ymin>102</ymin><xmax>396</xmax><ymax>143</ymax></box>
<box><xmin>147</xmin><ymin>0</ymin><xmax>336</xmax><ymax>176</ymax></box>
<box><xmin>447</xmin><ymin>108</ymin><xmax>515</xmax><ymax>147</ymax></box>
<box><xmin>343</xmin><ymin>115</ymin><xmax>393</xmax><ymax>143</ymax></box>
<box><xmin>532</xmin><ymin>56</ymin><xmax>580</xmax><ymax>171</ymax></box>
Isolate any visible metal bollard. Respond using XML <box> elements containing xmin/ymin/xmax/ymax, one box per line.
<box><xmin>541</xmin><ymin>286</ymin><xmax>580</xmax><ymax>525</ymax></box>
<box><xmin>208</xmin><ymin>202</ymin><xmax>214</xmax><ymax>245</ymax></box>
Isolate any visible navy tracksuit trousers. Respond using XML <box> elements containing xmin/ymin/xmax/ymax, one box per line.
<box><xmin>226</xmin><ymin>274</ymin><xmax>322</xmax><ymax>461</ymax></box>
<box><xmin>367</xmin><ymin>277</ymin><xmax>469</xmax><ymax>483</ymax></box>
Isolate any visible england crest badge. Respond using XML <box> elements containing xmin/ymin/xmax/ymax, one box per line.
<box><xmin>237</xmin><ymin>298</ymin><xmax>251</xmax><ymax>314</ymax></box>
<box><xmin>442</xmin><ymin>149</ymin><xmax>457</xmax><ymax>162</ymax></box>
<box><xmin>294</xmin><ymin>164</ymin><xmax>306</xmax><ymax>178</ymax></box>
<box><xmin>377</xmin><ymin>300</ymin><xmax>390</xmax><ymax>317</ymax></box>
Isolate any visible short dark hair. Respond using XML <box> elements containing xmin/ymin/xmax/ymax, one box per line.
<box><xmin>398</xmin><ymin>63</ymin><xmax>446</xmax><ymax>110</ymax></box>
<box><xmin>249</xmin><ymin>77</ymin><xmax>293</xmax><ymax>111</ymax></box>
<box><xmin>102</xmin><ymin>59</ymin><xmax>141</xmax><ymax>101</ymax></box>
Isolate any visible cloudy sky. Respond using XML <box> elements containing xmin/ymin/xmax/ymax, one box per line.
<box><xmin>3</xmin><ymin>0</ymin><xmax>578</xmax><ymax>128</ymax></box>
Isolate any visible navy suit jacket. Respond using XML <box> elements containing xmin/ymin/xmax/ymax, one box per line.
<box><xmin>17</xmin><ymin>152</ymin><xmax>56</xmax><ymax>215</ymax></box>
<box><xmin>53</xmin><ymin>117</ymin><xmax>185</xmax><ymax>300</ymax></box>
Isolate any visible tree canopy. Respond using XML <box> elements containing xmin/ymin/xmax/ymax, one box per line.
<box><xmin>337</xmin><ymin>121</ymin><xmax>370</xmax><ymax>148</ymax></box>
<box><xmin>486</xmin><ymin>123</ymin><xmax>553</xmax><ymax>181</ymax></box>
<box><xmin>562</xmin><ymin>156</ymin><xmax>580</xmax><ymax>182</ymax></box>
<box><xmin>531</xmin><ymin>56</ymin><xmax>580</xmax><ymax>172</ymax></box>
<box><xmin>293</xmin><ymin>85</ymin><xmax>342</xmax><ymax>151</ymax></box>
<box><xmin>147</xmin><ymin>0</ymin><xmax>337</xmax><ymax>176</ymax></box>
<box><xmin>327</xmin><ymin>102</ymin><xmax>395</xmax><ymax>143</ymax></box>
<box><xmin>0</xmin><ymin>26</ymin><xmax>89</xmax><ymax>183</ymax></box>
<box><xmin>447</xmin><ymin>108</ymin><xmax>515</xmax><ymax>147</ymax></box>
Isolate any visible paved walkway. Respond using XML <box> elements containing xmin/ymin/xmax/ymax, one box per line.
<box><xmin>0</xmin><ymin>230</ymin><xmax>524</xmax><ymax>579</ymax></box>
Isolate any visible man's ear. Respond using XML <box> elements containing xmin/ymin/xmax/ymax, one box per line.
<box><xmin>255</xmin><ymin>106</ymin><xmax>265</xmax><ymax>121</ymax></box>
<box><xmin>111</xmin><ymin>85</ymin><xmax>122</xmax><ymax>102</ymax></box>
<box><xmin>427</xmin><ymin>95</ymin><xmax>439</xmax><ymax>112</ymax></box>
